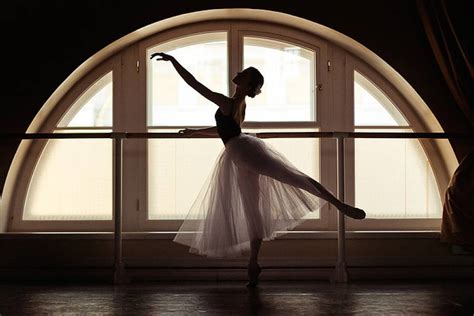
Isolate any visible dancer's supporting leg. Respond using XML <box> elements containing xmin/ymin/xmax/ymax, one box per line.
<box><xmin>241</xmin><ymin>147</ymin><xmax>365</xmax><ymax>219</ymax></box>
<box><xmin>249</xmin><ymin>238</ymin><xmax>262</xmax><ymax>263</ymax></box>
<box><xmin>236</xmin><ymin>166</ymin><xmax>264</xmax><ymax>286</ymax></box>
<box><xmin>236</xmin><ymin>167</ymin><xmax>264</xmax><ymax>263</ymax></box>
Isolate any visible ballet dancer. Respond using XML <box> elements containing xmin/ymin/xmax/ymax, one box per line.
<box><xmin>150</xmin><ymin>52</ymin><xmax>366</xmax><ymax>287</ymax></box>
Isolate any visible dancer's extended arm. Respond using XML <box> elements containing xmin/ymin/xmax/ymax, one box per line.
<box><xmin>179</xmin><ymin>126</ymin><xmax>218</xmax><ymax>137</ymax></box>
<box><xmin>150</xmin><ymin>52</ymin><xmax>230</xmax><ymax>111</ymax></box>
<box><xmin>189</xmin><ymin>126</ymin><xmax>218</xmax><ymax>136</ymax></box>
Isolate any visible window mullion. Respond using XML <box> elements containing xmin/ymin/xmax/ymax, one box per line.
<box><xmin>229</xmin><ymin>23</ymin><xmax>239</xmax><ymax>98</ymax></box>
<box><xmin>120</xmin><ymin>43</ymin><xmax>142</xmax><ymax>232</ymax></box>
<box><xmin>321</xmin><ymin>45</ymin><xmax>351</xmax><ymax>231</ymax></box>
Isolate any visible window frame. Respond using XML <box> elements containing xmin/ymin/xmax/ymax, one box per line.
<box><xmin>137</xmin><ymin>21</ymin><xmax>331</xmax><ymax>232</ymax></box>
<box><xmin>237</xmin><ymin>29</ymin><xmax>321</xmax><ymax>126</ymax></box>
<box><xmin>7</xmin><ymin>20</ymin><xmax>450</xmax><ymax>233</ymax></box>
<box><xmin>343</xmin><ymin>55</ymin><xmax>445</xmax><ymax>230</ymax></box>
<box><xmin>9</xmin><ymin>55</ymin><xmax>121</xmax><ymax>232</ymax></box>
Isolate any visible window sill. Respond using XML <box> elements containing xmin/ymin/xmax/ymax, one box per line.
<box><xmin>0</xmin><ymin>231</ymin><xmax>440</xmax><ymax>240</ymax></box>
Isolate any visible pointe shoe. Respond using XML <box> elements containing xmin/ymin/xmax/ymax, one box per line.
<box><xmin>246</xmin><ymin>262</ymin><xmax>262</xmax><ymax>287</ymax></box>
<box><xmin>339</xmin><ymin>204</ymin><xmax>366</xmax><ymax>220</ymax></box>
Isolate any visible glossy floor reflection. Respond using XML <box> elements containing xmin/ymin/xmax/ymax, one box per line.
<box><xmin>0</xmin><ymin>280</ymin><xmax>473</xmax><ymax>315</ymax></box>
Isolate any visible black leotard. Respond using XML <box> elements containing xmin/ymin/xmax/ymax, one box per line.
<box><xmin>215</xmin><ymin>108</ymin><xmax>241</xmax><ymax>145</ymax></box>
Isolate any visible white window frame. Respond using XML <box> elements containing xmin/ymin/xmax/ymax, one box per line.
<box><xmin>9</xmin><ymin>55</ymin><xmax>121</xmax><ymax>232</ymax></box>
<box><xmin>343</xmin><ymin>55</ymin><xmax>444</xmax><ymax>230</ymax></box>
<box><xmin>7</xmin><ymin>20</ymin><xmax>448</xmax><ymax>233</ymax></box>
<box><xmin>136</xmin><ymin>21</ymin><xmax>331</xmax><ymax>232</ymax></box>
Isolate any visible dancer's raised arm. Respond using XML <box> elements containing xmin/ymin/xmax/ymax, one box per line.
<box><xmin>150</xmin><ymin>52</ymin><xmax>230</xmax><ymax>111</ymax></box>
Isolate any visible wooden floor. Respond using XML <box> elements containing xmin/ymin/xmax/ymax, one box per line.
<box><xmin>0</xmin><ymin>280</ymin><xmax>473</xmax><ymax>315</ymax></box>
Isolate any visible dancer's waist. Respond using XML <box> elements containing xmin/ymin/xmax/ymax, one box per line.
<box><xmin>224</xmin><ymin>132</ymin><xmax>257</xmax><ymax>147</ymax></box>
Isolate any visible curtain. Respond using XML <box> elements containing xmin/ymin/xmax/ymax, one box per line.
<box><xmin>417</xmin><ymin>0</ymin><xmax>474</xmax><ymax>127</ymax></box>
<box><xmin>440</xmin><ymin>148</ymin><xmax>474</xmax><ymax>246</ymax></box>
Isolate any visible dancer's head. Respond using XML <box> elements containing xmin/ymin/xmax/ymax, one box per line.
<box><xmin>232</xmin><ymin>67</ymin><xmax>264</xmax><ymax>98</ymax></box>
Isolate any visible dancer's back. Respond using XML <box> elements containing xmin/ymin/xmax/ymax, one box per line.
<box><xmin>215</xmin><ymin>107</ymin><xmax>242</xmax><ymax>144</ymax></box>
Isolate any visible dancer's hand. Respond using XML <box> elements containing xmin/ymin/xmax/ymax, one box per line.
<box><xmin>178</xmin><ymin>128</ymin><xmax>195</xmax><ymax>136</ymax></box>
<box><xmin>150</xmin><ymin>52</ymin><xmax>174</xmax><ymax>62</ymax></box>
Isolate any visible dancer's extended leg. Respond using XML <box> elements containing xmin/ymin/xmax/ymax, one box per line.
<box><xmin>240</xmin><ymin>150</ymin><xmax>335</xmax><ymax>202</ymax></box>
<box><xmin>239</xmin><ymin>146</ymin><xmax>365</xmax><ymax>219</ymax></box>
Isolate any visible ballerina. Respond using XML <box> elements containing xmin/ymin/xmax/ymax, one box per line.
<box><xmin>150</xmin><ymin>52</ymin><xmax>366</xmax><ymax>287</ymax></box>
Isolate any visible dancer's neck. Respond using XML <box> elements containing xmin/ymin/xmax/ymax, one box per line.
<box><xmin>232</xmin><ymin>87</ymin><xmax>246</xmax><ymax>102</ymax></box>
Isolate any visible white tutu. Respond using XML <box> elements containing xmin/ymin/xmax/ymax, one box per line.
<box><xmin>172</xmin><ymin>133</ymin><xmax>329</xmax><ymax>258</ymax></box>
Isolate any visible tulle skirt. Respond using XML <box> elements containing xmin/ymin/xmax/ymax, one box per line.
<box><xmin>172</xmin><ymin>132</ymin><xmax>329</xmax><ymax>258</ymax></box>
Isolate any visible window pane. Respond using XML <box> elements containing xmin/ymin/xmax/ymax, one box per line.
<box><xmin>148</xmin><ymin>137</ymin><xmax>223</xmax><ymax>220</ymax></box>
<box><xmin>354</xmin><ymin>71</ymin><xmax>408</xmax><ymax>126</ymax></box>
<box><xmin>354</xmin><ymin>128</ymin><xmax>442</xmax><ymax>218</ymax></box>
<box><xmin>148</xmin><ymin>129</ymin><xmax>321</xmax><ymax>220</ymax></box>
<box><xmin>147</xmin><ymin>33</ymin><xmax>228</xmax><ymax>126</ymax></box>
<box><xmin>243</xmin><ymin>37</ymin><xmax>316</xmax><ymax>122</ymax></box>
<box><xmin>58</xmin><ymin>72</ymin><xmax>113</xmax><ymax>127</ymax></box>
<box><xmin>24</xmin><ymin>133</ymin><xmax>113</xmax><ymax>220</ymax></box>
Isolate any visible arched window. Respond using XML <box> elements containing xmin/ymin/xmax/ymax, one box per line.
<box><xmin>24</xmin><ymin>72</ymin><xmax>113</xmax><ymax>221</ymax></box>
<box><xmin>4</xmin><ymin>17</ymin><xmax>454</xmax><ymax>233</ymax></box>
<box><xmin>353</xmin><ymin>71</ymin><xmax>441</xmax><ymax>220</ymax></box>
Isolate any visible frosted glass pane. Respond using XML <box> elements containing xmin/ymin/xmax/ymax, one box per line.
<box><xmin>24</xmin><ymin>137</ymin><xmax>112</xmax><ymax>220</ymax></box>
<box><xmin>354</xmin><ymin>71</ymin><xmax>408</xmax><ymax>126</ymax></box>
<box><xmin>148</xmin><ymin>133</ymin><xmax>320</xmax><ymax>220</ymax></box>
<box><xmin>147</xmin><ymin>33</ymin><xmax>228</xmax><ymax>126</ymax></box>
<box><xmin>243</xmin><ymin>37</ymin><xmax>316</xmax><ymax>121</ymax></box>
<box><xmin>58</xmin><ymin>72</ymin><xmax>113</xmax><ymax>127</ymax></box>
<box><xmin>354</xmin><ymin>128</ymin><xmax>442</xmax><ymax>218</ymax></box>
<box><xmin>148</xmin><ymin>138</ymin><xmax>224</xmax><ymax>219</ymax></box>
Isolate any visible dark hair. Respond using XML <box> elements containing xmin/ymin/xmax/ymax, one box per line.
<box><xmin>244</xmin><ymin>67</ymin><xmax>264</xmax><ymax>98</ymax></box>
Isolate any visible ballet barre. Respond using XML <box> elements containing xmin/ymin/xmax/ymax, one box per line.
<box><xmin>1</xmin><ymin>131</ymin><xmax>473</xmax><ymax>284</ymax></box>
<box><xmin>3</xmin><ymin>131</ymin><xmax>474</xmax><ymax>139</ymax></box>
